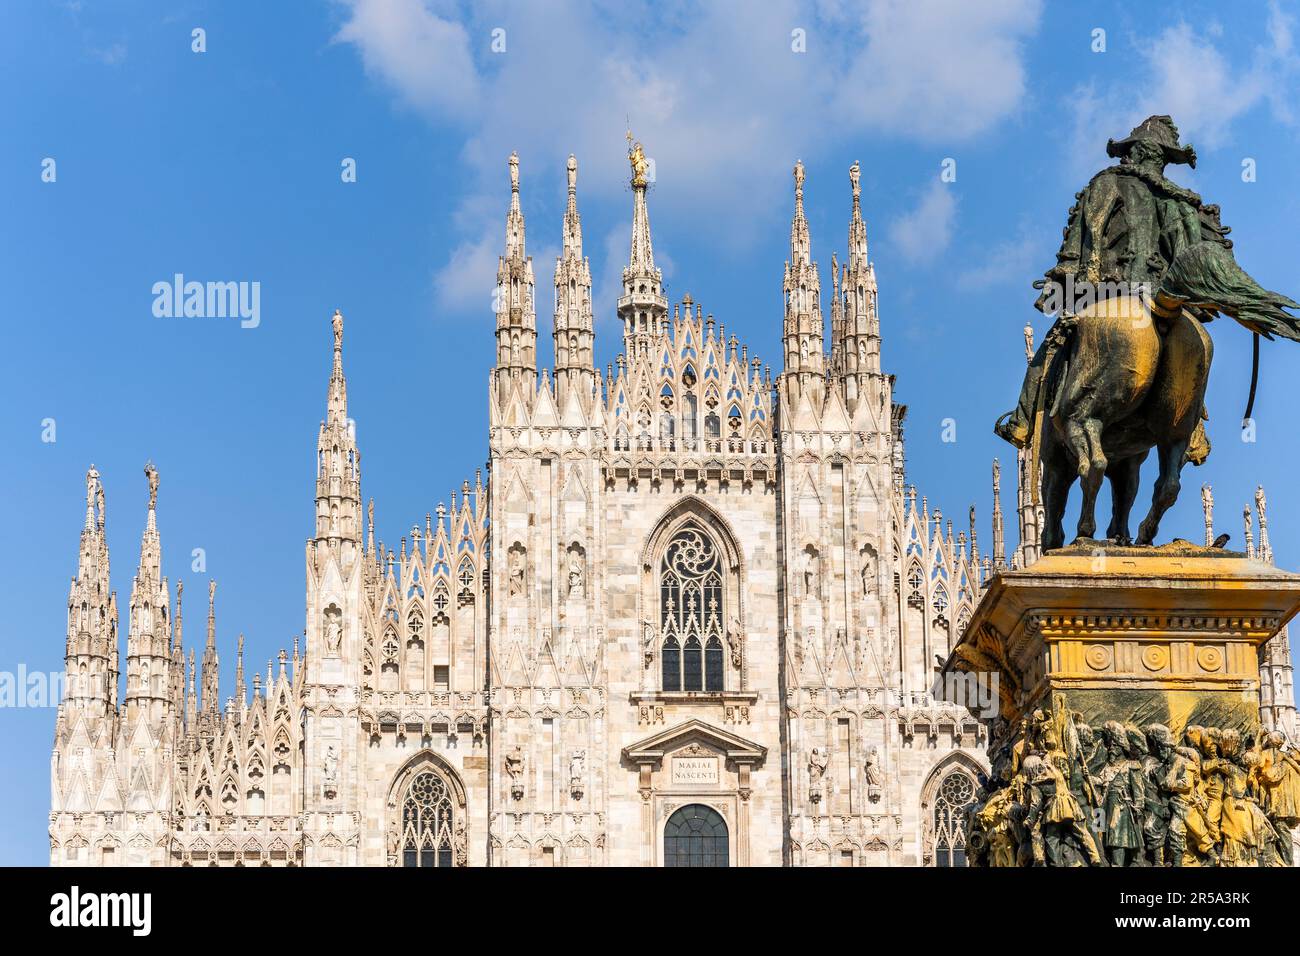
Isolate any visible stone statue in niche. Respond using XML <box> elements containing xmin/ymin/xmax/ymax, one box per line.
<box><xmin>454</xmin><ymin>816</ymin><xmax>467</xmax><ymax>867</ymax></box>
<box><xmin>323</xmin><ymin>745</ymin><xmax>339</xmax><ymax>798</ymax></box>
<box><xmin>567</xmin><ymin>545</ymin><xmax>584</xmax><ymax>600</ymax></box>
<box><xmin>802</xmin><ymin>548</ymin><xmax>820</xmax><ymax>597</ymax></box>
<box><xmin>864</xmin><ymin>746</ymin><xmax>883</xmax><ymax>803</ymax></box>
<box><xmin>860</xmin><ymin>548</ymin><xmax>877</xmax><ymax>597</ymax></box>
<box><xmin>508</xmin><ymin>545</ymin><xmax>526</xmax><ymax>597</ymax></box>
<box><xmin>642</xmin><ymin>620</ymin><xmax>657</xmax><ymax>669</ymax></box>
<box><xmin>386</xmin><ymin>817</ymin><xmax>401</xmax><ymax>866</ymax></box>
<box><xmin>505</xmin><ymin>746</ymin><xmax>526</xmax><ymax>800</ymax></box>
<box><xmin>808</xmin><ymin>747</ymin><xmax>829</xmax><ymax>803</ymax></box>
<box><xmin>323</xmin><ymin>605</ymin><xmax>342</xmax><ymax>658</ymax></box>
<box><xmin>726</xmin><ymin>615</ymin><xmax>744</xmax><ymax>668</ymax></box>
<box><xmin>569</xmin><ymin>749</ymin><xmax>586</xmax><ymax>800</ymax></box>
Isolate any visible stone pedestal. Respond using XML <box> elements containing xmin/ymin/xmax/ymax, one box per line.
<box><xmin>948</xmin><ymin>542</ymin><xmax>1300</xmax><ymax>752</ymax></box>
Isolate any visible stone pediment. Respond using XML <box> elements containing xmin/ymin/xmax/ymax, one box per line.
<box><xmin>621</xmin><ymin>718</ymin><xmax>767</xmax><ymax>768</ymax></box>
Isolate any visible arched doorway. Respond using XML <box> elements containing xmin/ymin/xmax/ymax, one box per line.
<box><xmin>664</xmin><ymin>804</ymin><xmax>729</xmax><ymax>867</ymax></box>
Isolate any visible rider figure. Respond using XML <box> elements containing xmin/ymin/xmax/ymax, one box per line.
<box><xmin>995</xmin><ymin>115</ymin><xmax>1225</xmax><ymax>451</ymax></box>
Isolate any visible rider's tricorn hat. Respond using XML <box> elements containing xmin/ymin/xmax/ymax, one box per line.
<box><xmin>1107</xmin><ymin>114</ymin><xmax>1197</xmax><ymax>168</ymax></box>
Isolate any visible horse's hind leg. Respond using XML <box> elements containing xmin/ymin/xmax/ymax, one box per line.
<box><xmin>1136</xmin><ymin>440</ymin><xmax>1188</xmax><ymax>546</ymax></box>
<box><xmin>1064</xmin><ymin>417</ymin><xmax>1107</xmax><ymax>541</ymax></box>
<box><xmin>1105</xmin><ymin>452</ymin><xmax>1147</xmax><ymax>546</ymax></box>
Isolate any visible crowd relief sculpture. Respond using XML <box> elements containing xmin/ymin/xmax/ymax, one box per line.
<box><xmin>966</xmin><ymin>700</ymin><xmax>1300</xmax><ymax>867</ymax></box>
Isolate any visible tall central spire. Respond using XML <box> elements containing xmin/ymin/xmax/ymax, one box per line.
<box><xmin>782</xmin><ymin>160</ymin><xmax>824</xmax><ymax>410</ymax></box>
<box><xmin>617</xmin><ymin>133</ymin><xmax>667</xmax><ymax>357</ymax></box>
<box><xmin>554</xmin><ymin>154</ymin><xmax>595</xmax><ymax>412</ymax></box>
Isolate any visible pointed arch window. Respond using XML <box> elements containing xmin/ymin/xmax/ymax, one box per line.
<box><xmin>932</xmin><ymin>769</ymin><xmax>976</xmax><ymax>867</ymax></box>
<box><xmin>401</xmin><ymin>771</ymin><xmax>455</xmax><ymax>868</ymax></box>
<box><xmin>660</xmin><ymin>525</ymin><xmax>724</xmax><ymax>692</ymax></box>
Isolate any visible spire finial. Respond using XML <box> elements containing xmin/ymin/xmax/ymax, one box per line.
<box><xmin>1201</xmin><ymin>483</ymin><xmax>1214</xmax><ymax>546</ymax></box>
<box><xmin>85</xmin><ymin>464</ymin><xmax>100</xmax><ymax>531</ymax></box>
<box><xmin>567</xmin><ymin>153</ymin><xmax>577</xmax><ymax>194</ymax></box>
<box><xmin>509</xmin><ymin>150</ymin><xmax>520</xmax><ymax>193</ymax></box>
<box><xmin>1244</xmin><ymin>504</ymin><xmax>1255</xmax><ymax>558</ymax></box>
<box><xmin>794</xmin><ymin>159</ymin><xmax>805</xmax><ymax>208</ymax></box>
<box><xmin>1256</xmin><ymin>485</ymin><xmax>1272</xmax><ymax>562</ymax></box>
<box><xmin>849</xmin><ymin>160</ymin><xmax>861</xmax><ymax>204</ymax></box>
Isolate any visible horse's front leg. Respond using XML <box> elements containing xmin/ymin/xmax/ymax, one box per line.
<box><xmin>1039</xmin><ymin>439</ymin><xmax>1075</xmax><ymax>553</ymax></box>
<box><xmin>1136</xmin><ymin>440</ymin><xmax>1188</xmax><ymax>546</ymax></box>
<box><xmin>1065</xmin><ymin>418</ymin><xmax>1107</xmax><ymax>542</ymax></box>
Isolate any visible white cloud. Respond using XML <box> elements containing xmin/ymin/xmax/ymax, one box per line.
<box><xmin>832</xmin><ymin>0</ymin><xmax>1043</xmax><ymax>140</ymax></box>
<box><xmin>330</xmin><ymin>0</ymin><xmax>1044</xmax><ymax>312</ymax></box>
<box><xmin>433</xmin><ymin>230</ymin><xmax>498</xmax><ymax>314</ymax></box>
<box><xmin>332</xmin><ymin>0</ymin><xmax>480</xmax><ymax>118</ymax></box>
<box><xmin>1136</xmin><ymin>23</ymin><xmax>1267</xmax><ymax>148</ymax></box>
<box><xmin>1064</xmin><ymin>4</ymin><xmax>1300</xmax><ymax>178</ymax></box>
<box><xmin>888</xmin><ymin>183</ymin><xmax>957</xmax><ymax>264</ymax></box>
<box><xmin>957</xmin><ymin>222</ymin><xmax>1051</xmax><ymax>290</ymax></box>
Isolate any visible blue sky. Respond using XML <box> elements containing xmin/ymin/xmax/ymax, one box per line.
<box><xmin>3</xmin><ymin>0</ymin><xmax>1300</xmax><ymax>865</ymax></box>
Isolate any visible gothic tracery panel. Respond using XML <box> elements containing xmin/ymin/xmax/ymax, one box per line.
<box><xmin>660</xmin><ymin>525</ymin><xmax>725</xmax><ymax>692</ymax></box>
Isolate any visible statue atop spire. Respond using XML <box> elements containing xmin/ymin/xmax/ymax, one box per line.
<box><xmin>618</xmin><ymin>133</ymin><xmax>666</xmax><ymax>354</ymax></box>
<box><xmin>145</xmin><ymin>460</ymin><xmax>159</xmax><ymax>512</ymax></box>
<box><xmin>627</xmin><ymin>131</ymin><xmax>650</xmax><ymax>188</ymax></box>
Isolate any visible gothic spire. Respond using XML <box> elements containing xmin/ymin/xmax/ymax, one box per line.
<box><xmin>1202</xmin><ymin>483</ymin><xmax>1214</xmax><ymax>546</ymax></box>
<box><xmin>782</xmin><ymin>160</ymin><xmax>825</xmax><ymax>410</ymax></box>
<box><xmin>201</xmin><ymin>579</ymin><xmax>219</xmax><ymax>721</ymax></box>
<box><xmin>1256</xmin><ymin>486</ymin><xmax>1272</xmax><ymax>564</ymax></box>
<box><xmin>618</xmin><ymin>133</ymin><xmax>667</xmax><ymax>357</ymax></box>
<box><xmin>554</xmin><ymin>154</ymin><xmax>595</xmax><ymax>412</ymax></box>
<box><xmin>316</xmin><ymin>310</ymin><xmax>362</xmax><ymax>543</ymax></box>
<box><xmin>125</xmin><ymin>462</ymin><xmax>173</xmax><ymax>723</ymax></box>
<box><xmin>494</xmin><ymin>151</ymin><xmax>538</xmax><ymax>406</ymax></box>
<box><xmin>991</xmin><ymin>459</ymin><xmax>1006</xmax><ymax>570</ymax></box>
<box><xmin>840</xmin><ymin>160</ymin><xmax>881</xmax><ymax>410</ymax></box>
<box><xmin>63</xmin><ymin>464</ymin><xmax>118</xmax><ymax>719</ymax></box>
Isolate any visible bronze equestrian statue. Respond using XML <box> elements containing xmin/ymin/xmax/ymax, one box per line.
<box><xmin>995</xmin><ymin>115</ymin><xmax>1300</xmax><ymax>552</ymax></box>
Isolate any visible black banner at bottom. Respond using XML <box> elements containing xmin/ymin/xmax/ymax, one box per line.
<box><xmin>0</xmin><ymin>864</ymin><xmax>1284</xmax><ymax>941</ymax></box>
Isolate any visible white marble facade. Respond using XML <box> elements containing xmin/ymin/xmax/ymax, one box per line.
<box><xmin>48</xmin><ymin>148</ymin><xmax>1296</xmax><ymax>867</ymax></box>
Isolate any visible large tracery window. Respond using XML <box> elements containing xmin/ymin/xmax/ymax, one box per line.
<box><xmin>932</xmin><ymin>769</ymin><xmax>976</xmax><ymax>868</ymax></box>
<box><xmin>660</xmin><ymin>526</ymin><xmax>725</xmax><ymax>692</ymax></box>
<box><xmin>401</xmin><ymin>771</ymin><xmax>455</xmax><ymax>868</ymax></box>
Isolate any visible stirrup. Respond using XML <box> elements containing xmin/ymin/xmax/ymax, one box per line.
<box><xmin>994</xmin><ymin>411</ymin><xmax>1030</xmax><ymax>449</ymax></box>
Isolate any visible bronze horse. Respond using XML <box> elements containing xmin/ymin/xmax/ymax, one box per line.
<box><xmin>1031</xmin><ymin>241</ymin><xmax>1299</xmax><ymax>552</ymax></box>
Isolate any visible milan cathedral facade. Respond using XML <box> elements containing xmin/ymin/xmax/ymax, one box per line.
<box><xmin>49</xmin><ymin>147</ymin><xmax>1297</xmax><ymax>866</ymax></box>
